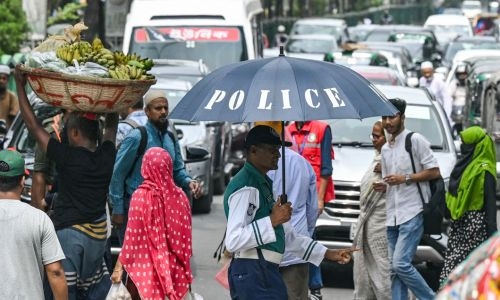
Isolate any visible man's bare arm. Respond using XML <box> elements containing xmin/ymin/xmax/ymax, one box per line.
<box><xmin>45</xmin><ymin>261</ymin><xmax>68</xmax><ymax>300</ymax></box>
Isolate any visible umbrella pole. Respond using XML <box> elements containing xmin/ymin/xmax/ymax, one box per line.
<box><xmin>280</xmin><ymin>121</ymin><xmax>287</xmax><ymax>204</ymax></box>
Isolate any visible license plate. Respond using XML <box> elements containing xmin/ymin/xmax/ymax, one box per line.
<box><xmin>349</xmin><ymin>222</ymin><xmax>357</xmax><ymax>241</ymax></box>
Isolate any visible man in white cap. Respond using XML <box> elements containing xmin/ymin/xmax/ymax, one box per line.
<box><xmin>419</xmin><ymin>61</ymin><xmax>453</xmax><ymax>127</ymax></box>
<box><xmin>0</xmin><ymin>65</ymin><xmax>19</xmax><ymax>129</ymax></box>
<box><xmin>109</xmin><ymin>89</ymin><xmax>202</xmax><ymax>245</ymax></box>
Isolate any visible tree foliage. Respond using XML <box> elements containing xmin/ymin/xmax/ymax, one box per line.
<box><xmin>48</xmin><ymin>2</ymin><xmax>86</xmax><ymax>26</ymax></box>
<box><xmin>0</xmin><ymin>0</ymin><xmax>29</xmax><ymax>56</ymax></box>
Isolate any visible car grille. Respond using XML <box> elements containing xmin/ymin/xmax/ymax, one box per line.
<box><xmin>324</xmin><ymin>180</ymin><xmax>361</xmax><ymax>221</ymax></box>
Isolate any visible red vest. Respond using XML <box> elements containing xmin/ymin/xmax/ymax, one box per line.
<box><xmin>287</xmin><ymin>121</ymin><xmax>335</xmax><ymax>202</ymax></box>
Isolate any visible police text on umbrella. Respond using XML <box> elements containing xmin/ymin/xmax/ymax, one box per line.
<box><xmin>204</xmin><ymin>88</ymin><xmax>346</xmax><ymax>110</ymax></box>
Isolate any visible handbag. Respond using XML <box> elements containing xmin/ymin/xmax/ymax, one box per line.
<box><xmin>405</xmin><ymin>132</ymin><xmax>445</xmax><ymax>235</ymax></box>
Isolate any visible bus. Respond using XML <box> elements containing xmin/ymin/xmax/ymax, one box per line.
<box><xmin>123</xmin><ymin>0</ymin><xmax>264</xmax><ymax>71</ymax></box>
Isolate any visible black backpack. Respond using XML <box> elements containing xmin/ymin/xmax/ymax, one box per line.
<box><xmin>405</xmin><ymin>132</ymin><xmax>449</xmax><ymax>235</ymax></box>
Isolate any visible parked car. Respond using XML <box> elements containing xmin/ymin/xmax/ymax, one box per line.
<box><xmin>315</xmin><ymin>85</ymin><xmax>458</xmax><ymax>290</ymax></box>
<box><xmin>289</xmin><ymin>17</ymin><xmax>349</xmax><ymax>45</ymax></box>
<box><xmin>361</xmin><ymin>41</ymin><xmax>416</xmax><ymax>81</ymax></box>
<box><xmin>151</xmin><ymin>59</ymin><xmax>233</xmax><ymax>196</ymax></box>
<box><xmin>442</xmin><ymin>36</ymin><xmax>500</xmax><ymax>70</ymax></box>
<box><xmin>227</xmin><ymin>122</ymin><xmax>251</xmax><ymax>177</ymax></box>
<box><xmin>349</xmin><ymin>65</ymin><xmax>406</xmax><ymax>86</ymax></box>
<box><xmin>347</xmin><ymin>24</ymin><xmax>379</xmax><ymax>42</ymax></box>
<box><xmin>284</xmin><ymin>34</ymin><xmax>339</xmax><ymax>61</ymax></box>
<box><xmin>441</xmin><ymin>7</ymin><xmax>465</xmax><ymax>15</ymax></box>
<box><xmin>461</xmin><ymin>0</ymin><xmax>483</xmax><ymax>20</ymax></box>
<box><xmin>364</xmin><ymin>25</ymin><xmax>441</xmax><ymax>64</ymax></box>
<box><xmin>327</xmin><ymin>49</ymin><xmax>389</xmax><ymax>68</ymax></box>
<box><xmin>149</xmin><ymin>58</ymin><xmax>209</xmax><ymax>86</ymax></box>
<box><xmin>423</xmin><ymin>14</ymin><xmax>473</xmax><ymax>45</ymax></box>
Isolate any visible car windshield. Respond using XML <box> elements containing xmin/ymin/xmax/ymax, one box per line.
<box><xmin>462</xmin><ymin>2</ymin><xmax>481</xmax><ymax>9</ymax></box>
<box><xmin>327</xmin><ymin>104</ymin><xmax>445</xmax><ymax>149</ymax></box>
<box><xmin>444</xmin><ymin>41</ymin><xmax>500</xmax><ymax>62</ymax></box>
<box><xmin>365</xmin><ymin>31</ymin><xmax>391</xmax><ymax>42</ymax></box>
<box><xmin>16</xmin><ymin>127</ymin><xmax>36</xmax><ymax>154</ymax></box>
<box><xmin>426</xmin><ymin>24</ymin><xmax>471</xmax><ymax>36</ymax></box>
<box><xmin>398</xmin><ymin>41</ymin><xmax>423</xmax><ymax>60</ymax></box>
<box><xmin>292</xmin><ymin>24</ymin><xmax>343</xmax><ymax>36</ymax></box>
<box><xmin>130</xmin><ymin>26</ymin><xmax>247</xmax><ymax>70</ymax></box>
<box><xmin>286</xmin><ymin>38</ymin><xmax>337</xmax><ymax>53</ymax></box>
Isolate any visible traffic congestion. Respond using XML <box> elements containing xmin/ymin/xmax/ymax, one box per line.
<box><xmin>2</xmin><ymin>0</ymin><xmax>500</xmax><ymax>299</ymax></box>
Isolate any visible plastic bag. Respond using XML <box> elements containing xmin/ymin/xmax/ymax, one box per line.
<box><xmin>105</xmin><ymin>282</ymin><xmax>132</xmax><ymax>300</ymax></box>
<box><xmin>62</xmin><ymin>62</ymin><xmax>109</xmax><ymax>78</ymax></box>
<box><xmin>215</xmin><ymin>262</ymin><xmax>229</xmax><ymax>290</ymax></box>
<box><xmin>25</xmin><ymin>52</ymin><xmax>66</xmax><ymax>70</ymax></box>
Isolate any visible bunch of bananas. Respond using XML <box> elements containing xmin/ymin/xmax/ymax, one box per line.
<box><xmin>56</xmin><ymin>41</ymin><xmax>93</xmax><ymax>64</ymax></box>
<box><xmin>84</xmin><ymin>48</ymin><xmax>116</xmax><ymax>69</ymax></box>
<box><xmin>55</xmin><ymin>37</ymin><xmax>155</xmax><ymax>80</ymax></box>
<box><xmin>109</xmin><ymin>64</ymin><xmax>154</xmax><ymax>80</ymax></box>
<box><xmin>113</xmin><ymin>52</ymin><xmax>154</xmax><ymax>71</ymax></box>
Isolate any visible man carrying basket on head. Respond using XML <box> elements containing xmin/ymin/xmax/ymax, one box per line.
<box><xmin>15</xmin><ymin>65</ymin><xmax>119</xmax><ymax>300</ymax></box>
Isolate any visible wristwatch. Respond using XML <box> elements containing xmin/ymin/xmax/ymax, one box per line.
<box><xmin>405</xmin><ymin>174</ymin><xmax>412</xmax><ymax>185</ymax></box>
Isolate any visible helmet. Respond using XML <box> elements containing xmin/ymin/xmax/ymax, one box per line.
<box><xmin>277</xmin><ymin>25</ymin><xmax>286</xmax><ymax>33</ymax></box>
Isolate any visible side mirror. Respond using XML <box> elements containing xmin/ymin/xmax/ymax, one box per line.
<box><xmin>176</xmin><ymin>129</ymin><xmax>184</xmax><ymax>140</ymax></box>
<box><xmin>186</xmin><ymin>146</ymin><xmax>209</xmax><ymax>160</ymax></box>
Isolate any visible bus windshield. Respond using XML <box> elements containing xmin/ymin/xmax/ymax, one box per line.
<box><xmin>130</xmin><ymin>26</ymin><xmax>247</xmax><ymax>70</ymax></box>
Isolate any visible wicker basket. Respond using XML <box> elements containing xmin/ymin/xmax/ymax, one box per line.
<box><xmin>19</xmin><ymin>65</ymin><xmax>156</xmax><ymax>113</ymax></box>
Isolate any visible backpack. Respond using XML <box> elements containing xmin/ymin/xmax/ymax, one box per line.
<box><xmin>121</xmin><ymin>123</ymin><xmax>176</xmax><ymax>181</ymax></box>
<box><xmin>405</xmin><ymin>132</ymin><xmax>448</xmax><ymax>235</ymax></box>
<box><xmin>119</xmin><ymin>124</ymin><xmax>148</xmax><ymax>194</ymax></box>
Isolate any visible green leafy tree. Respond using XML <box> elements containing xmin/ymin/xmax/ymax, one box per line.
<box><xmin>0</xmin><ymin>0</ymin><xmax>29</xmax><ymax>56</ymax></box>
<box><xmin>48</xmin><ymin>2</ymin><xmax>86</xmax><ymax>26</ymax></box>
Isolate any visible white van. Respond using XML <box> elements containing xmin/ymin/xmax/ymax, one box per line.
<box><xmin>424</xmin><ymin>14</ymin><xmax>473</xmax><ymax>44</ymax></box>
<box><xmin>123</xmin><ymin>0</ymin><xmax>264</xmax><ymax>70</ymax></box>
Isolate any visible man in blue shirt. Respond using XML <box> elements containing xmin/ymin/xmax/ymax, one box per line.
<box><xmin>109</xmin><ymin>90</ymin><xmax>202</xmax><ymax>244</ymax></box>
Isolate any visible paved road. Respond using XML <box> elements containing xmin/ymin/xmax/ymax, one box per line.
<box><xmin>191</xmin><ymin>194</ymin><xmax>354</xmax><ymax>299</ymax></box>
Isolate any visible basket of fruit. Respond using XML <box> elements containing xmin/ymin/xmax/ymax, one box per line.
<box><xmin>20</xmin><ymin>22</ymin><xmax>156</xmax><ymax>113</ymax></box>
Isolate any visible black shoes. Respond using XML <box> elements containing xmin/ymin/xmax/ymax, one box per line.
<box><xmin>309</xmin><ymin>289</ymin><xmax>322</xmax><ymax>300</ymax></box>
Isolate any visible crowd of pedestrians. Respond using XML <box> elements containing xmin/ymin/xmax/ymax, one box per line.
<box><xmin>0</xmin><ymin>62</ymin><xmax>498</xmax><ymax>300</ymax></box>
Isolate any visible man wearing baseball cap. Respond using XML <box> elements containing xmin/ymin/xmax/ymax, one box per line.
<box><xmin>223</xmin><ymin>125</ymin><xmax>355</xmax><ymax>299</ymax></box>
<box><xmin>0</xmin><ymin>149</ymin><xmax>67</xmax><ymax>299</ymax></box>
<box><xmin>0</xmin><ymin>65</ymin><xmax>19</xmax><ymax>129</ymax></box>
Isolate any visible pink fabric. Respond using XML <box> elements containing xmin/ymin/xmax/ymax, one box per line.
<box><xmin>119</xmin><ymin>147</ymin><xmax>193</xmax><ymax>300</ymax></box>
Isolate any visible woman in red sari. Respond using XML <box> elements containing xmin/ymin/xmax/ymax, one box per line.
<box><xmin>111</xmin><ymin>147</ymin><xmax>193</xmax><ymax>300</ymax></box>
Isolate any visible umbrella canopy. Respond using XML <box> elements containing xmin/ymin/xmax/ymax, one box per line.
<box><xmin>169</xmin><ymin>50</ymin><xmax>397</xmax><ymax>122</ymax></box>
<box><xmin>169</xmin><ymin>50</ymin><xmax>397</xmax><ymax>201</ymax></box>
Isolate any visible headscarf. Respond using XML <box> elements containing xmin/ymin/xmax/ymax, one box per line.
<box><xmin>119</xmin><ymin>147</ymin><xmax>193</xmax><ymax>300</ymax></box>
<box><xmin>446</xmin><ymin>127</ymin><xmax>496</xmax><ymax>220</ymax></box>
